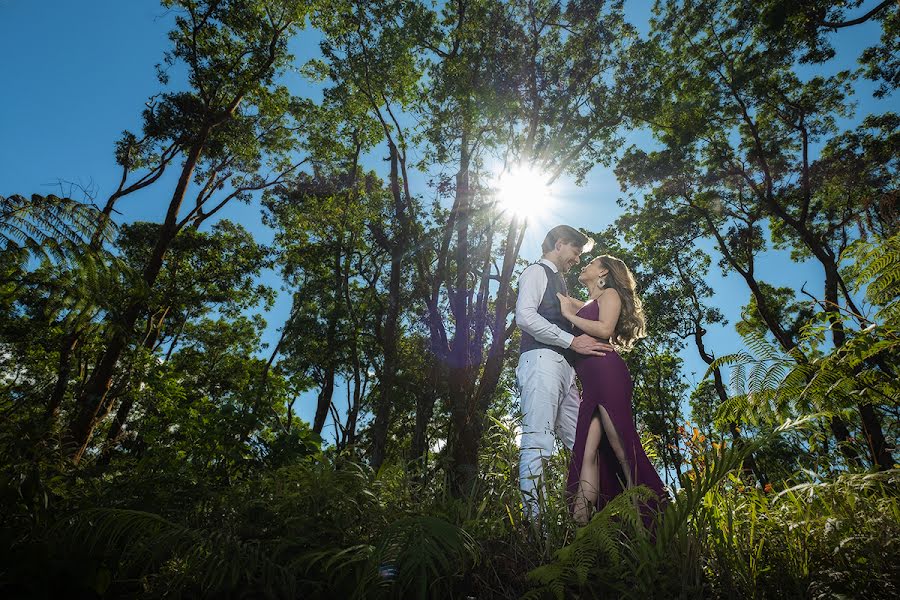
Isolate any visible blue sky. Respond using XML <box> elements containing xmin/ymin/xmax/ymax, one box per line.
<box><xmin>0</xmin><ymin>0</ymin><xmax>892</xmax><ymax>434</ymax></box>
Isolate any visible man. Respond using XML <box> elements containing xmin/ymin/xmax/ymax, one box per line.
<box><xmin>516</xmin><ymin>225</ymin><xmax>612</xmax><ymax>519</ymax></box>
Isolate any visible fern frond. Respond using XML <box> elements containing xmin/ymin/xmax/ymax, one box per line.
<box><xmin>730</xmin><ymin>362</ymin><xmax>746</xmax><ymax>396</ymax></box>
<box><xmin>364</xmin><ymin>515</ymin><xmax>479</xmax><ymax>600</ymax></box>
<box><xmin>1</xmin><ymin>194</ymin><xmax>114</xmax><ymax>261</ymax></box>
<box><xmin>524</xmin><ymin>486</ymin><xmax>657</xmax><ymax>598</ymax></box>
<box><xmin>743</xmin><ymin>331</ymin><xmax>781</xmax><ymax>361</ymax></box>
<box><xmin>846</xmin><ymin>231</ymin><xmax>900</xmax><ymax>307</ymax></box>
<box><xmin>706</xmin><ymin>351</ymin><xmax>755</xmax><ymax>374</ymax></box>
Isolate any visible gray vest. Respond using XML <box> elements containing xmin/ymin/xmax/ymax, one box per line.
<box><xmin>519</xmin><ymin>262</ymin><xmax>575</xmax><ymax>363</ymax></box>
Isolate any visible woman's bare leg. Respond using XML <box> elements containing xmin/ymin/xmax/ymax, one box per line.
<box><xmin>573</xmin><ymin>412</ymin><xmax>603</xmax><ymax>525</ymax></box>
<box><xmin>596</xmin><ymin>406</ymin><xmax>639</xmax><ymax>511</ymax></box>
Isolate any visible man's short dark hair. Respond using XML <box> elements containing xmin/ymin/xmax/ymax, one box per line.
<box><xmin>541</xmin><ymin>225</ymin><xmax>594</xmax><ymax>254</ymax></box>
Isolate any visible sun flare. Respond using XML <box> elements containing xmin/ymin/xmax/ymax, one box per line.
<box><xmin>494</xmin><ymin>166</ymin><xmax>552</xmax><ymax>220</ymax></box>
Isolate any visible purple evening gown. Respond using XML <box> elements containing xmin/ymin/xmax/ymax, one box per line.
<box><xmin>566</xmin><ymin>299</ymin><xmax>667</xmax><ymax>524</ymax></box>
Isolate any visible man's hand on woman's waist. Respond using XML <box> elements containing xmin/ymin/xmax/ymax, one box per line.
<box><xmin>569</xmin><ymin>334</ymin><xmax>615</xmax><ymax>356</ymax></box>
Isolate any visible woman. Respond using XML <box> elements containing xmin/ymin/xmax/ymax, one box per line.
<box><xmin>557</xmin><ymin>255</ymin><xmax>666</xmax><ymax>525</ymax></box>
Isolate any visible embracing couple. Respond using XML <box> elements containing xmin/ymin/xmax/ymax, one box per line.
<box><xmin>515</xmin><ymin>225</ymin><xmax>666</xmax><ymax>526</ymax></box>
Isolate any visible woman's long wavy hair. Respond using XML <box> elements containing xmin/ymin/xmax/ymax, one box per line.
<box><xmin>597</xmin><ymin>254</ymin><xmax>647</xmax><ymax>351</ymax></box>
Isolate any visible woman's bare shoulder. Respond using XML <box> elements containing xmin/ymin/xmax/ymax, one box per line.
<box><xmin>598</xmin><ymin>289</ymin><xmax>622</xmax><ymax>306</ymax></box>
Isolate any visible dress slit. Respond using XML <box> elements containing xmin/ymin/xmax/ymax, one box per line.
<box><xmin>595</xmin><ymin>404</ymin><xmax>634</xmax><ymax>486</ymax></box>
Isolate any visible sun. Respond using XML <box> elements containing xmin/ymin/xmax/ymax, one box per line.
<box><xmin>493</xmin><ymin>165</ymin><xmax>552</xmax><ymax>220</ymax></box>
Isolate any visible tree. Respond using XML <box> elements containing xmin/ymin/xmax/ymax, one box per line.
<box><xmin>622</xmin><ymin>0</ymin><xmax>894</xmax><ymax>468</ymax></box>
<box><xmin>755</xmin><ymin>0</ymin><xmax>899</xmax><ymax>98</ymax></box>
<box><xmin>611</xmin><ymin>187</ymin><xmax>772</xmax><ymax>482</ymax></box>
<box><xmin>313</xmin><ymin>0</ymin><xmax>430</xmax><ymax>467</ymax></box>
<box><xmin>111</xmin><ymin>313</ymin><xmax>318</xmax><ymax>482</ymax></box>
<box><xmin>264</xmin><ymin>165</ymin><xmax>389</xmax><ymax>438</ymax></box>
<box><xmin>67</xmin><ymin>0</ymin><xmax>316</xmax><ymax>462</ymax></box>
<box><xmin>100</xmin><ymin>219</ymin><xmax>274</xmax><ymax>449</ymax></box>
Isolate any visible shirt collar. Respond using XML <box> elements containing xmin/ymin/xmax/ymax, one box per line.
<box><xmin>539</xmin><ymin>257</ymin><xmax>559</xmax><ymax>273</ymax></box>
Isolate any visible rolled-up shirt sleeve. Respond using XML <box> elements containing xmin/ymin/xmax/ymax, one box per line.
<box><xmin>516</xmin><ymin>263</ymin><xmax>575</xmax><ymax>349</ymax></box>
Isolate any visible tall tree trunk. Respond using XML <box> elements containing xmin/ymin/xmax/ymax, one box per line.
<box><xmin>47</xmin><ymin>152</ymin><xmax>176</xmax><ymax>433</ymax></box>
<box><xmin>411</xmin><ymin>360</ymin><xmax>440</xmax><ymax>467</ymax></box>
<box><xmin>68</xmin><ymin>134</ymin><xmax>209</xmax><ymax>463</ymax></box>
<box><xmin>340</xmin><ymin>220</ymin><xmax>364</xmax><ymax>450</ymax></box>
<box><xmin>824</xmin><ymin>264</ymin><xmax>893</xmax><ymax>469</ymax></box>
<box><xmin>313</xmin><ymin>245</ymin><xmax>343</xmax><ymax>435</ymax></box>
<box><xmin>858</xmin><ymin>403</ymin><xmax>892</xmax><ymax>470</ymax></box>
<box><xmin>447</xmin><ymin>139</ymin><xmax>481</xmax><ymax>495</ymax></box>
<box><xmin>342</xmin><ymin>364</ymin><xmax>363</xmax><ymax>450</ymax></box>
<box><xmin>474</xmin><ymin>216</ymin><xmax>525</xmax><ymax>407</ymax></box>
<box><xmin>103</xmin><ymin>306</ymin><xmax>170</xmax><ymax>450</ymax></box>
<box><xmin>46</xmin><ymin>333</ymin><xmax>78</xmax><ymax>422</ymax></box>
<box><xmin>370</xmin><ymin>141</ymin><xmax>407</xmax><ymax>470</ymax></box>
<box><xmin>313</xmin><ymin>368</ymin><xmax>336</xmax><ymax>435</ymax></box>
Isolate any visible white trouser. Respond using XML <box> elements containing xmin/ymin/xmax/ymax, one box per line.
<box><xmin>516</xmin><ymin>348</ymin><xmax>580</xmax><ymax>519</ymax></box>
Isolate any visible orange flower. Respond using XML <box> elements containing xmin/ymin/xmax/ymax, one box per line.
<box><xmin>764</xmin><ymin>483</ymin><xmax>774</xmax><ymax>494</ymax></box>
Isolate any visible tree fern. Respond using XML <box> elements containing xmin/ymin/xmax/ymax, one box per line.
<box><xmin>367</xmin><ymin>515</ymin><xmax>479</xmax><ymax>599</ymax></box>
<box><xmin>846</xmin><ymin>232</ymin><xmax>900</xmax><ymax>309</ymax></box>
<box><xmin>0</xmin><ymin>194</ymin><xmax>113</xmax><ymax>261</ymax></box>
<box><xmin>705</xmin><ymin>313</ymin><xmax>895</xmax><ymax>431</ymax></box>
<box><xmin>1</xmin><ymin>193</ymin><xmax>134</xmax><ymax>331</ymax></box>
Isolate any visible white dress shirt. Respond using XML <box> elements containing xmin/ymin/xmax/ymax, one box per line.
<box><xmin>515</xmin><ymin>258</ymin><xmax>575</xmax><ymax>350</ymax></box>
